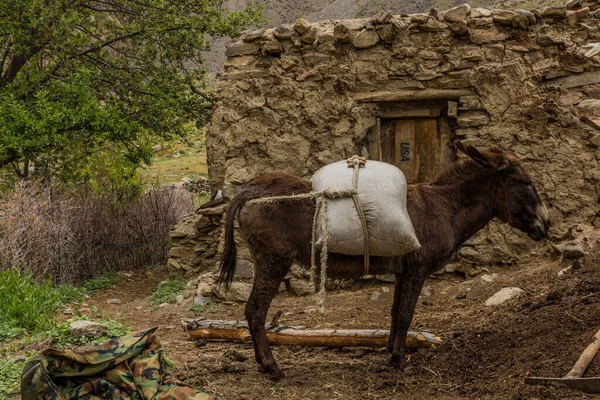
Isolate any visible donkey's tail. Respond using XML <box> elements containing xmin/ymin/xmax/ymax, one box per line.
<box><xmin>218</xmin><ymin>193</ymin><xmax>248</xmax><ymax>289</ymax></box>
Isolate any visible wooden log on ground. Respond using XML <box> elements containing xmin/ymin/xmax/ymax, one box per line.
<box><xmin>182</xmin><ymin>318</ymin><xmax>442</xmax><ymax>349</ymax></box>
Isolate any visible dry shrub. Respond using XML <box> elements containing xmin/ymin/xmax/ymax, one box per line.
<box><xmin>0</xmin><ymin>182</ymin><xmax>194</xmax><ymax>283</ymax></box>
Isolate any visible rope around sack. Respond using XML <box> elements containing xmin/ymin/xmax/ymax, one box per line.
<box><xmin>247</xmin><ymin>155</ymin><xmax>371</xmax><ymax>307</ymax></box>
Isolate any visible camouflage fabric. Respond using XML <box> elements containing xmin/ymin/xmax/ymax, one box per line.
<box><xmin>20</xmin><ymin>327</ymin><xmax>218</xmax><ymax>400</ymax></box>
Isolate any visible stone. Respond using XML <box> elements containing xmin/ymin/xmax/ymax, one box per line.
<box><xmin>469</xmin><ymin>29</ymin><xmax>508</xmax><ymax>44</ymax></box>
<box><xmin>418</xmin><ymin>19</ymin><xmax>448</xmax><ymax>32</ymax></box>
<box><xmin>421</xmin><ymin>286</ymin><xmax>432</xmax><ymax>297</ymax></box>
<box><xmin>562</xmin><ymin>245</ymin><xmax>586</xmax><ymax>258</ymax></box>
<box><xmin>194</xmin><ymin>295</ymin><xmax>209</xmax><ymax>306</ymax></box>
<box><xmin>492</xmin><ymin>10</ymin><xmax>517</xmax><ymax>25</ymax></box>
<box><xmin>69</xmin><ymin>320</ymin><xmax>107</xmax><ymax>339</ymax></box>
<box><xmin>352</xmin><ymin>30</ymin><xmax>380</xmax><ymax>49</ymax></box>
<box><xmin>176</xmin><ymin>294</ymin><xmax>185</xmax><ymax>304</ymax></box>
<box><xmin>457</xmin><ymin>111</ymin><xmax>491</xmax><ymax>127</ymax></box>
<box><xmin>449</xmin><ymin>21</ymin><xmax>468</xmax><ymax>36</ymax></box>
<box><xmin>169</xmin><ymin>247</ymin><xmax>197</xmax><ymax>259</ymax></box>
<box><xmin>300</xmin><ymin>28</ymin><xmax>318</xmax><ymax>44</ymax></box>
<box><xmin>516</xmin><ymin>9</ymin><xmax>537</xmax><ymax>25</ymax></box>
<box><xmin>577</xmin><ymin>99</ymin><xmax>600</xmax><ymax>118</ymax></box>
<box><xmin>263</xmin><ymin>40</ymin><xmax>283</xmax><ymax>56</ymax></box>
<box><xmin>376</xmin><ymin>274</ymin><xmax>395</xmax><ymax>283</ymax></box>
<box><xmin>213</xmin><ymin>281</ymin><xmax>252</xmax><ymax>302</ymax></box>
<box><xmin>444</xmin><ymin>4</ymin><xmax>471</xmax><ymax>23</ymax></box>
<box><xmin>235</xmin><ymin>259</ymin><xmax>254</xmax><ymax>279</ymax></box>
<box><xmin>294</xmin><ymin>18</ymin><xmax>311</xmax><ymax>35</ymax></box>
<box><xmin>542</xmin><ymin>6</ymin><xmax>566</xmax><ymax>17</ymax></box>
<box><xmin>566</xmin><ymin>7</ymin><xmax>590</xmax><ymax>25</ymax></box>
<box><xmin>289</xmin><ymin>277</ymin><xmax>314</xmax><ymax>296</ymax></box>
<box><xmin>413</xmin><ymin>71</ymin><xmax>440</xmax><ymax>81</ymax></box>
<box><xmin>106</xmin><ymin>298</ymin><xmax>121</xmax><ymax>304</ymax></box>
<box><xmin>565</xmin><ymin>0</ymin><xmax>582</xmax><ymax>10</ymax></box>
<box><xmin>278</xmin><ymin>282</ymin><xmax>287</xmax><ymax>292</ymax></box>
<box><xmin>480</xmin><ymin>274</ymin><xmax>498</xmax><ymax>283</ymax></box>
<box><xmin>225</xmin><ymin>42</ymin><xmax>259</xmax><ymax>57</ymax></box>
<box><xmin>273</xmin><ymin>24</ymin><xmax>294</xmax><ymax>40</ymax></box>
<box><xmin>197</xmin><ymin>280</ymin><xmax>214</xmax><ymax>297</ymax></box>
<box><xmin>377</xmin><ymin>23</ymin><xmax>398</xmax><ymax>44</ymax></box>
<box><xmin>318</xmin><ymin>34</ymin><xmax>336</xmax><ymax>44</ymax></box>
<box><xmin>334</xmin><ymin>23</ymin><xmax>354</xmax><ymax>43</ymax></box>
<box><xmin>471</xmin><ymin>8</ymin><xmax>492</xmax><ymax>18</ymax></box>
<box><xmin>241</xmin><ymin>29</ymin><xmax>265</xmax><ymax>42</ymax></box>
<box><xmin>485</xmin><ymin>287</ymin><xmax>525</xmax><ymax>306</ymax></box>
<box><xmin>512</xmin><ymin>14</ymin><xmax>531</xmax><ymax>29</ymax></box>
<box><xmin>370</xmin><ymin>10</ymin><xmax>393</xmax><ymax>25</ymax></box>
<box><xmin>370</xmin><ymin>291</ymin><xmax>381</xmax><ymax>301</ymax></box>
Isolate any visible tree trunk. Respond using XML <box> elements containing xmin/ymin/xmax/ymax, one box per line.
<box><xmin>182</xmin><ymin>318</ymin><xmax>442</xmax><ymax>349</ymax></box>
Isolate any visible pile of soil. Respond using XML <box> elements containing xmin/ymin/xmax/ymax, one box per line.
<box><xmin>85</xmin><ymin>240</ymin><xmax>600</xmax><ymax>399</ymax></box>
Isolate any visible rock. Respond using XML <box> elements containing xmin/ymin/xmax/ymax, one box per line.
<box><xmin>485</xmin><ymin>287</ymin><xmax>525</xmax><ymax>306</ymax></box>
<box><xmin>492</xmin><ymin>10</ymin><xmax>517</xmax><ymax>25</ymax></box>
<box><xmin>159</xmin><ymin>302</ymin><xmax>170</xmax><ymax>309</ymax></box>
<box><xmin>69</xmin><ymin>320</ymin><xmax>107</xmax><ymax>339</ymax></box>
<box><xmin>194</xmin><ymin>295</ymin><xmax>209</xmax><ymax>306</ymax></box>
<box><xmin>577</xmin><ymin>100</ymin><xmax>600</xmax><ymax>118</ymax></box>
<box><xmin>565</xmin><ymin>0</ymin><xmax>581</xmax><ymax>10</ymax></box>
<box><xmin>444</xmin><ymin>4</ymin><xmax>471</xmax><ymax>22</ymax></box>
<box><xmin>106</xmin><ymin>298</ymin><xmax>121</xmax><ymax>304</ymax></box>
<box><xmin>480</xmin><ymin>274</ymin><xmax>498</xmax><ymax>283</ymax></box>
<box><xmin>235</xmin><ymin>259</ymin><xmax>254</xmax><ymax>279</ymax></box>
<box><xmin>377</xmin><ymin>23</ymin><xmax>398</xmax><ymax>44</ymax></box>
<box><xmin>278</xmin><ymin>282</ymin><xmax>287</xmax><ymax>292</ymax></box>
<box><xmin>352</xmin><ymin>30</ymin><xmax>380</xmax><ymax>49</ymax></box>
<box><xmin>263</xmin><ymin>40</ymin><xmax>283</xmax><ymax>56</ymax></box>
<box><xmin>371</xmin><ymin>291</ymin><xmax>381</xmax><ymax>301</ymax></box>
<box><xmin>213</xmin><ymin>281</ymin><xmax>253</xmax><ymax>302</ymax></box>
<box><xmin>333</xmin><ymin>23</ymin><xmax>354</xmax><ymax>43</ymax></box>
<box><xmin>541</xmin><ymin>6</ymin><xmax>566</xmax><ymax>17</ymax></box>
<box><xmin>197</xmin><ymin>280</ymin><xmax>214</xmax><ymax>297</ymax></box>
<box><xmin>294</xmin><ymin>18</ymin><xmax>311</xmax><ymax>34</ymax></box>
<box><xmin>273</xmin><ymin>24</ymin><xmax>294</xmax><ymax>40</ymax></box>
<box><xmin>516</xmin><ymin>9</ymin><xmax>536</xmax><ymax>25</ymax></box>
<box><xmin>225</xmin><ymin>42</ymin><xmax>259</xmax><ymax>57</ymax></box>
<box><xmin>449</xmin><ymin>21</ymin><xmax>468</xmax><ymax>36</ymax></box>
<box><xmin>176</xmin><ymin>294</ymin><xmax>185</xmax><ymax>304</ymax></box>
<box><xmin>300</xmin><ymin>27</ymin><xmax>318</xmax><ymax>44</ymax></box>
<box><xmin>457</xmin><ymin>111</ymin><xmax>491</xmax><ymax>127</ymax></box>
<box><xmin>289</xmin><ymin>277</ymin><xmax>314</xmax><ymax>296</ymax></box>
<box><xmin>376</xmin><ymin>274</ymin><xmax>395</xmax><ymax>283</ymax></box>
<box><xmin>512</xmin><ymin>13</ymin><xmax>531</xmax><ymax>29</ymax></box>
<box><xmin>370</xmin><ymin>10</ymin><xmax>393</xmax><ymax>25</ymax></box>
<box><xmin>471</xmin><ymin>8</ymin><xmax>491</xmax><ymax>18</ymax></box>
<box><xmin>421</xmin><ymin>286</ymin><xmax>432</xmax><ymax>297</ymax></box>
<box><xmin>558</xmin><ymin>265</ymin><xmax>573</xmax><ymax>276</ymax></box>
<box><xmin>469</xmin><ymin>29</ymin><xmax>508</xmax><ymax>44</ymax></box>
<box><xmin>562</xmin><ymin>245</ymin><xmax>586</xmax><ymax>259</ymax></box>
<box><xmin>241</xmin><ymin>29</ymin><xmax>265</xmax><ymax>42</ymax></box>
<box><xmin>566</xmin><ymin>7</ymin><xmax>590</xmax><ymax>25</ymax></box>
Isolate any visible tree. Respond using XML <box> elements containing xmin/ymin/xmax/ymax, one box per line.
<box><xmin>0</xmin><ymin>0</ymin><xmax>262</xmax><ymax>181</ymax></box>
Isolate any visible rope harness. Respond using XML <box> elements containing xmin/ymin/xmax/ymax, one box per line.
<box><xmin>247</xmin><ymin>156</ymin><xmax>370</xmax><ymax>305</ymax></box>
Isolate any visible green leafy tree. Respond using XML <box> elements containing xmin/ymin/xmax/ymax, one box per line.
<box><xmin>0</xmin><ymin>0</ymin><xmax>262</xmax><ymax>181</ymax></box>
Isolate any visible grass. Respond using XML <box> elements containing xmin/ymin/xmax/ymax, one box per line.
<box><xmin>0</xmin><ymin>269</ymin><xmax>80</xmax><ymax>339</ymax></box>
<box><xmin>48</xmin><ymin>317</ymin><xmax>130</xmax><ymax>348</ymax></box>
<box><xmin>149</xmin><ymin>278</ymin><xmax>187</xmax><ymax>306</ymax></box>
<box><xmin>0</xmin><ymin>357</ymin><xmax>25</xmax><ymax>398</ymax></box>
<box><xmin>82</xmin><ymin>273</ymin><xmax>123</xmax><ymax>292</ymax></box>
<box><xmin>189</xmin><ymin>302</ymin><xmax>219</xmax><ymax>314</ymax></box>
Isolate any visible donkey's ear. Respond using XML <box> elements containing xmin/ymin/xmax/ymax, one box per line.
<box><xmin>455</xmin><ymin>141</ymin><xmax>468</xmax><ymax>155</ymax></box>
<box><xmin>464</xmin><ymin>145</ymin><xmax>494</xmax><ymax>169</ymax></box>
<box><xmin>466</xmin><ymin>145</ymin><xmax>511</xmax><ymax>171</ymax></box>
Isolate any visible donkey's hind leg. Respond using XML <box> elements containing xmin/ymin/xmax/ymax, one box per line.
<box><xmin>245</xmin><ymin>252</ymin><xmax>293</xmax><ymax>381</ymax></box>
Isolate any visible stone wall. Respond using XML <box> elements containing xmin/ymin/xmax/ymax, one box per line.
<box><xmin>171</xmin><ymin>1</ymin><xmax>600</xmax><ymax>278</ymax></box>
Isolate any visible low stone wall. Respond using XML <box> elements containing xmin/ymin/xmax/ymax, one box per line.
<box><xmin>171</xmin><ymin>1</ymin><xmax>600</xmax><ymax>281</ymax></box>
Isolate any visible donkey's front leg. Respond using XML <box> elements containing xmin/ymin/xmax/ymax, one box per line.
<box><xmin>245</xmin><ymin>253</ymin><xmax>292</xmax><ymax>381</ymax></box>
<box><xmin>389</xmin><ymin>271</ymin><xmax>426</xmax><ymax>368</ymax></box>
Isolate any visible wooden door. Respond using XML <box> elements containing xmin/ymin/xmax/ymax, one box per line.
<box><xmin>380</xmin><ymin>118</ymin><xmax>440</xmax><ymax>183</ymax></box>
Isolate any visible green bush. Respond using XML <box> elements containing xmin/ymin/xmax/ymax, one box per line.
<box><xmin>82</xmin><ymin>273</ymin><xmax>123</xmax><ymax>292</ymax></box>
<box><xmin>149</xmin><ymin>279</ymin><xmax>186</xmax><ymax>306</ymax></box>
<box><xmin>0</xmin><ymin>357</ymin><xmax>24</xmax><ymax>398</ymax></box>
<box><xmin>0</xmin><ymin>270</ymin><xmax>62</xmax><ymax>336</ymax></box>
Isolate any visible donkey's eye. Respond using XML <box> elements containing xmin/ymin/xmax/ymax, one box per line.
<box><xmin>524</xmin><ymin>181</ymin><xmax>532</xmax><ymax>188</ymax></box>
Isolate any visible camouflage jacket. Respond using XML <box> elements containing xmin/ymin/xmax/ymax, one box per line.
<box><xmin>20</xmin><ymin>327</ymin><xmax>218</xmax><ymax>400</ymax></box>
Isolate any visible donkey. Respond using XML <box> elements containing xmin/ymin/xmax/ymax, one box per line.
<box><xmin>218</xmin><ymin>143</ymin><xmax>550</xmax><ymax>381</ymax></box>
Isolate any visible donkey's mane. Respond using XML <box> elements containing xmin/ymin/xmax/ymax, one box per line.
<box><xmin>431</xmin><ymin>158</ymin><xmax>483</xmax><ymax>186</ymax></box>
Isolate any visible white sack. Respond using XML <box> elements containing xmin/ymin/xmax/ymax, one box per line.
<box><xmin>311</xmin><ymin>160</ymin><xmax>421</xmax><ymax>257</ymax></box>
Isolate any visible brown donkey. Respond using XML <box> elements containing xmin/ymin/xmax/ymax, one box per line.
<box><xmin>218</xmin><ymin>143</ymin><xmax>550</xmax><ymax>381</ymax></box>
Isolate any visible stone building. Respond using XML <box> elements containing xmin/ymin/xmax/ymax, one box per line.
<box><xmin>169</xmin><ymin>2</ymin><xmax>600</xmax><ymax>283</ymax></box>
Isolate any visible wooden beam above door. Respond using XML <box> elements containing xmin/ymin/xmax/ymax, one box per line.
<box><xmin>354</xmin><ymin>89</ymin><xmax>475</xmax><ymax>103</ymax></box>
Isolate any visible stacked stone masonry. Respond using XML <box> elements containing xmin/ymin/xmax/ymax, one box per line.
<box><xmin>171</xmin><ymin>1</ymin><xmax>600</xmax><ymax>277</ymax></box>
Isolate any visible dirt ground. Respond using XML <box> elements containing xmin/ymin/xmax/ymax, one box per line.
<box><xmin>84</xmin><ymin>239</ymin><xmax>600</xmax><ymax>400</ymax></box>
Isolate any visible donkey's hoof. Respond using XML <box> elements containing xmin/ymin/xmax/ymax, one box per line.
<box><xmin>257</xmin><ymin>365</ymin><xmax>286</xmax><ymax>382</ymax></box>
<box><xmin>387</xmin><ymin>354</ymin><xmax>409</xmax><ymax>370</ymax></box>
